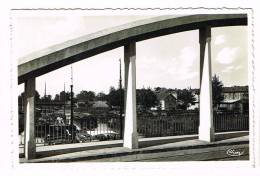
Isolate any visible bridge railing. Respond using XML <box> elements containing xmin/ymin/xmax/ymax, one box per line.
<box><xmin>19</xmin><ymin>110</ymin><xmax>249</xmax><ymax>146</ymax></box>
<box><xmin>137</xmin><ymin>111</ymin><xmax>198</xmax><ymax>137</ymax></box>
<box><xmin>19</xmin><ymin>110</ymin><xmax>123</xmax><ymax>145</ymax></box>
<box><xmin>137</xmin><ymin>112</ymin><xmax>199</xmax><ymax>137</ymax></box>
<box><xmin>214</xmin><ymin>112</ymin><xmax>249</xmax><ymax>132</ymax></box>
<box><xmin>137</xmin><ymin>111</ymin><xmax>249</xmax><ymax>138</ymax></box>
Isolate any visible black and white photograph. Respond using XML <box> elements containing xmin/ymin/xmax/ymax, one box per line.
<box><xmin>2</xmin><ymin>1</ymin><xmax>260</xmax><ymax>175</ymax></box>
<box><xmin>13</xmin><ymin>11</ymin><xmax>250</xmax><ymax>163</ymax></box>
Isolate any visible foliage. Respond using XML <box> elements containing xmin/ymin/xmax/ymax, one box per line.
<box><xmin>35</xmin><ymin>91</ymin><xmax>41</xmax><ymax>102</ymax></box>
<box><xmin>76</xmin><ymin>90</ymin><xmax>95</xmax><ymax>102</ymax></box>
<box><xmin>59</xmin><ymin>91</ymin><xmax>71</xmax><ymax>102</ymax></box>
<box><xmin>96</xmin><ymin>92</ymin><xmax>107</xmax><ymax>101</ymax></box>
<box><xmin>41</xmin><ymin>95</ymin><xmax>52</xmax><ymax>103</ymax></box>
<box><xmin>177</xmin><ymin>88</ymin><xmax>196</xmax><ymax>110</ymax></box>
<box><xmin>54</xmin><ymin>94</ymin><xmax>60</xmax><ymax>102</ymax></box>
<box><xmin>106</xmin><ymin>87</ymin><xmax>124</xmax><ymax>107</ymax></box>
<box><xmin>136</xmin><ymin>88</ymin><xmax>159</xmax><ymax>110</ymax></box>
<box><xmin>212</xmin><ymin>74</ymin><xmax>224</xmax><ymax>108</ymax></box>
<box><xmin>18</xmin><ymin>91</ymin><xmax>41</xmax><ymax>104</ymax></box>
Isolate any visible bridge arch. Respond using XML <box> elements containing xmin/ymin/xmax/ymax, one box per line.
<box><xmin>18</xmin><ymin>14</ymin><xmax>247</xmax><ymax>84</ymax></box>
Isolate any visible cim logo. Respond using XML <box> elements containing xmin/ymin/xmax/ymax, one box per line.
<box><xmin>226</xmin><ymin>148</ymin><xmax>245</xmax><ymax>157</ymax></box>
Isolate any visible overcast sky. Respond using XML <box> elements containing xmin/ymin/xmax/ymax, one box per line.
<box><xmin>13</xmin><ymin>15</ymin><xmax>248</xmax><ymax>97</ymax></box>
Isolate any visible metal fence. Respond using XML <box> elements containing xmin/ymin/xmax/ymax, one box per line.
<box><xmin>35</xmin><ymin>117</ymin><xmax>121</xmax><ymax>145</ymax></box>
<box><xmin>214</xmin><ymin>112</ymin><xmax>249</xmax><ymax>132</ymax></box>
<box><xmin>19</xmin><ymin>110</ymin><xmax>249</xmax><ymax>145</ymax></box>
<box><xmin>19</xmin><ymin>111</ymin><xmax>122</xmax><ymax>145</ymax></box>
<box><xmin>138</xmin><ymin>112</ymin><xmax>199</xmax><ymax>137</ymax></box>
<box><xmin>137</xmin><ymin>111</ymin><xmax>249</xmax><ymax>138</ymax></box>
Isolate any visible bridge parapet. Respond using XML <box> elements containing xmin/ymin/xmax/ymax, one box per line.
<box><xmin>18</xmin><ymin>14</ymin><xmax>247</xmax><ymax>84</ymax></box>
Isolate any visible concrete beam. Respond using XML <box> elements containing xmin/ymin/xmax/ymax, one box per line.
<box><xmin>18</xmin><ymin>14</ymin><xmax>247</xmax><ymax>84</ymax></box>
<box><xmin>24</xmin><ymin>78</ymin><xmax>36</xmax><ymax>159</ymax></box>
<box><xmin>199</xmin><ymin>26</ymin><xmax>214</xmax><ymax>142</ymax></box>
<box><xmin>123</xmin><ymin>42</ymin><xmax>138</xmax><ymax>149</ymax></box>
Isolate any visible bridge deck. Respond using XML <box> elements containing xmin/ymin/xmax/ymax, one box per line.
<box><xmin>19</xmin><ymin>131</ymin><xmax>249</xmax><ymax>163</ymax></box>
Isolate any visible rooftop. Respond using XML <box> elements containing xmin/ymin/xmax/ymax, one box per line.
<box><xmin>222</xmin><ymin>86</ymin><xmax>248</xmax><ymax>93</ymax></box>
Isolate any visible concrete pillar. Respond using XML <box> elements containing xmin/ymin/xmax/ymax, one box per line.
<box><xmin>123</xmin><ymin>42</ymin><xmax>138</xmax><ymax>149</ymax></box>
<box><xmin>199</xmin><ymin>26</ymin><xmax>214</xmax><ymax>142</ymax></box>
<box><xmin>24</xmin><ymin>78</ymin><xmax>36</xmax><ymax>159</ymax></box>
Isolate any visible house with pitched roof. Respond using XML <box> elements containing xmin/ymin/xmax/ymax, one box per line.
<box><xmin>219</xmin><ymin>86</ymin><xmax>249</xmax><ymax>113</ymax></box>
<box><xmin>154</xmin><ymin>89</ymin><xmax>178</xmax><ymax>110</ymax></box>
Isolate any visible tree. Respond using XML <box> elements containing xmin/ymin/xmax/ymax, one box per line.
<box><xmin>154</xmin><ymin>87</ymin><xmax>162</xmax><ymax>92</ymax></box>
<box><xmin>18</xmin><ymin>94</ymin><xmax>22</xmax><ymax>105</ymax></box>
<box><xmin>212</xmin><ymin>74</ymin><xmax>224</xmax><ymax>109</ymax></box>
<box><xmin>177</xmin><ymin>88</ymin><xmax>196</xmax><ymax>110</ymax></box>
<box><xmin>96</xmin><ymin>92</ymin><xmax>107</xmax><ymax>101</ymax></box>
<box><xmin>76</xmin><ymin>90</ymin><xmax>95</xmax><ymax>102</ymax></box>
<box><xmin>35</xmin><ymin>91</ymin><xmax>41</xmax><ymax>103</ymax></box>
<box><xmin>18</xmin><ymin>90</ymin><xmax>41</xmax><ymax>104</ymax></box>
<box><xmin>59</xmin><ymin>91</ymin><xmax>71</xmax><ymax>102</ymax></box>
<box><xmin>54</xmin><ymin>94</ymin><xmax>60</xmax><ymax>102</ymax></box>
<box><xmin>106</xmin><ymin>87</ymin><xmax>124</xmax><ymax>107</ymax></box>
<box><xmin>41</xmin><ymin>94</ymin><xmax>52</xmax><ymax>103</ymax></box>
<box><xmin>154</xmin><ymin>87</ymin><xmax>167</xmax><ymax>92</ymax></box>
<box><xmin>136</xmin><ymin>88</ymin><xmax>158</xmax><ymax>110</ymax></box>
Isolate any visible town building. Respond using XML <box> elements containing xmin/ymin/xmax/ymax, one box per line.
<box><xmin>154</xmin><ymin>89</ymin><xmax>178</xmax><ymax>110</ymax></box>
<box><xmin>175</xmin><ymin>86</ymin><xmax>249</xmax><ymax>113</ymax></box>
<box><xmin>219</xmin><ymin>86</ymin><xmax>249</xmax><ymax>113</ymax></box>
<box><xmin>187</xmin><ymin>89</ymin><xmax>199</xmax><ymax>110</ymax></box>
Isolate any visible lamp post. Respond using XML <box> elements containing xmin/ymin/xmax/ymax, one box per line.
<box><xmin>119</xmin><ymin>58</ymin><xmax>123</xmax><ymax>139</ymax></box>
<box><xmin>70</xmin><ymin>65</ymin><xmax>74</xmax><ymax>142</ymax></box>
<box><xmin>64</xmin><ymin>83</ymin><xmax>66</xmax><ymax>118</ymax></box>
<box><xmin>44</xmin><ymin>82</ymin><xmax>47</xmax><ymax>116</ymax></box>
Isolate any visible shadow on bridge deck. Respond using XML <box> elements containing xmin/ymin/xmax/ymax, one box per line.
<box><xmin>19</xmin><ymin>131</ymin><xmax>249</xmax><ymax>163</ymax></box>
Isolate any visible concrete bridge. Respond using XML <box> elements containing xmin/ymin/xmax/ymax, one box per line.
<box><xmin>18</xmin><ymin>14</ymin><xmax>247</xmax><ymax>160</ymax></box>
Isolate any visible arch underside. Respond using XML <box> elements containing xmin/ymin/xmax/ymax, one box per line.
<box><xmin>18</xmin><ymin>14</ymin><xmax>247</xmax><ymax>84</ymax></box>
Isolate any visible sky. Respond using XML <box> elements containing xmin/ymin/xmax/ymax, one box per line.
<box><xmin>13</xmin><ymin>15</ymin><xmax>248</xmax><ymax>97</ymax></box>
